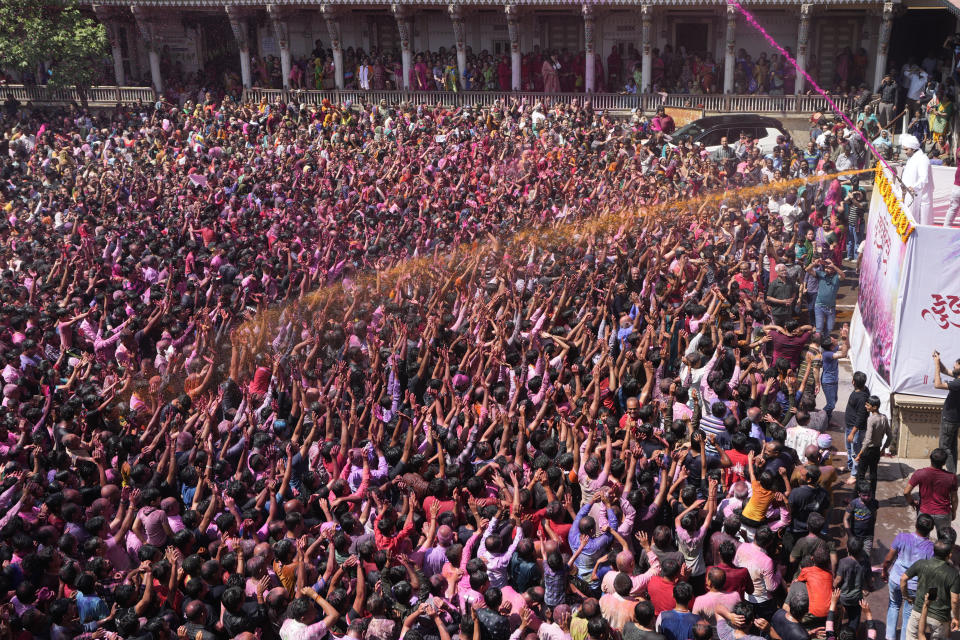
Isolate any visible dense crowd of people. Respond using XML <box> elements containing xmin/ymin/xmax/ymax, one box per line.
<box><xmin>0</xmin><ymin>90</ymin><xmax>955</xmax><ymax>640</ymax></box>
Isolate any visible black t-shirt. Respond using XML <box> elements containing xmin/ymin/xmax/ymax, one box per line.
<box><xmin>223</xmin><ymin>601</ymin><xmax>269</xmax><ymax>637</ymax></box>
<box><xmin>771</xmin><ymin>609</ymin><xmax>809</xmax><ymax>640</ymax></box>
<box><xmin>944</xmin><ymin>378</ymin><xmax>960</xmax><ymax>423</ymax></box>
<box><xmin>846</xmin><ymin>497</ymin><xmax>878</xmax><ymax>537</ymax></box>
<box><xmin>845</xmin><ymin>389</ymin><xmax>869</xmax><ymax>430</ymax></box>
<box><xmin>682</xmin><ymin>452</ymin><xmax>721</xmax><ymax>491</ymax></box>
<box><xmin>788</xmin><ymin>484</ymin><xmax>829</xmax><ymax>533</ymax></box>
<box><xmin>623</xmin><ymin>624</ymin><xmax>666</xmax><ymax>640</ymax></box>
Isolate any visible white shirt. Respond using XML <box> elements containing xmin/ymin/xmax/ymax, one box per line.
<box><xmin>907</xmin><ymin>70</ymin><xmax>928</xmax><ymax>101</ymax></box>
<box><xmin>279</xmin><ymin>619</ymin><xmax>329</xmax><ymax>640</ymax></box>
<box><xmin>779</xmin><ymin>202</ymin><xmax>802</xmax><ymax>232</ymax></box>
<box><xmin>902</xmin><ymin>149</ymin><xmax>935</xmax><ymax>225</ymax></box>
<box><xmin>835</xmin><ymin>152</ymin><xmax>854</xmax><ymax>172</ymax></box>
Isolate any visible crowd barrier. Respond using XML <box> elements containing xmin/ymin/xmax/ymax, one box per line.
<box><xmin>0</xmin><ymin>84</ymin><xmax>856</xmax><ymax>116</ymax></box>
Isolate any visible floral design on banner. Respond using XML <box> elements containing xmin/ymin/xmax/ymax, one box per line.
<box><xmin>874</xmin><ymin>164</ymin><xmax>915</xmax><ymax>243</ymax></box>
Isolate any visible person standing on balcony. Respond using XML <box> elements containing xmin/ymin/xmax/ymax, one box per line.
<box><xmin>371</xmin><ymin>57</ymin><xmax>385</xmax><ymax>90</ymax></box>
<box><xmin>358</xmin><ymin>57</ymin><xmax>371</xmax><ymax>91</ymax></box>
<box><xmin>878</xmin><ymin>74</ymin><xmax>897</xmax><ymax>128</ymax></box>
<box><xmin>608</xmin><ymin>47</ymin><xmax>622</xmax><ymax>92</ymax></box>
<box><xmin>498</xmin><ymin>56</ymin><xmax>511</xmax><ymax>92</ymax></box>
<box><xmin>543</xmin><ymin>54</ymin><xmax>560</xmax><ymax>94</ymax></box>
<box><xmin>413</xmin><ymin>54</ymin><xmax>430</xmax><ymax>91</ymax></box>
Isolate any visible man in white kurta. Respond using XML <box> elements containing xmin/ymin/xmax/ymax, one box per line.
<box><xmin>901</xmin><ymin>133</ymin><xmax>935</xmax><ymax>225</ymax></box>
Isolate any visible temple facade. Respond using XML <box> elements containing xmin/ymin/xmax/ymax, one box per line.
<box><xmin>85</xmin><ymin>0</ymin><xmax>957</xmax><ymax>97</ymax></box>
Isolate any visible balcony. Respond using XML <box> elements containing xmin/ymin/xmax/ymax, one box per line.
<box><xmin>0</xmin><ymin>84</ymin><xmax>856</xmax><ymax>115</ymax></box>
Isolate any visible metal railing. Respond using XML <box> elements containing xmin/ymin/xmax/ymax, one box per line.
<box><xmin>0</xmin><ymin>84</ymin><xmax>156</xmax><ymax>106</ymax></box>
<box><xmin>242</xmin><ymin>88</ymin><xmax>854</xmax><ymax>114</ymax></box>
<box><xmin>0</xmin><ymin>84</ymin><xmax>856</xmax><ymax>115</ymax></box>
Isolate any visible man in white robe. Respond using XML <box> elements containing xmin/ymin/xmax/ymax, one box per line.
<box><xmin>901</xmin><ymin>133</ymin><xmax>934</xmax><ymax>225</ymax></box>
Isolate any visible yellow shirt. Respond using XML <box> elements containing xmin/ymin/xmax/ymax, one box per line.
<box><xmin>741</xmin><ymin>480</ymin><xmax>773</xmax><ymax>522</ymax></box>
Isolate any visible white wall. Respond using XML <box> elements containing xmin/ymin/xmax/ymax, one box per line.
<box><xmin>733</xmin><ymin>10</ymin><xmax>799</xmax><ymax>58</ymax></box>
<box><xmin>155</xmin><ymin>19</ymin><xmax>202</xmax><ymax>73</ymax></box>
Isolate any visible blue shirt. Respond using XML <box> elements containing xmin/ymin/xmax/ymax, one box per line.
<box><xmin>569</xmin><ymin>503</ymin><xmax>618</xmax><ymax>584</ymax></box>
<box><xmin>76</xmin><ymin>591</ymin><xmax>109</xmax><ymax>624</ymax></box>
<box><xmin>658</xmin><ymin>610</ymin><xmax>701</xmax><ymax>640</ymax></box>
<box><xmin>814</xmin><ymin>269</ymin><xmax>841</xmax><ymax>308</ymax></box>
<box><xmin>821</xmin><ymin>351</ymin><xmax>840</xmax><ymax>384</ymax></box>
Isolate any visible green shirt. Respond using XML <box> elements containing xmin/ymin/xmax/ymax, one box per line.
<box><xmin>905</xmin><ymin>557</ymin><xmax>960</xmax><ymax>622</ymax></box>
<box><xmin>767</xmin><ymin>278</ymin><xmax>793</xmax><ymax>314</ymax></box>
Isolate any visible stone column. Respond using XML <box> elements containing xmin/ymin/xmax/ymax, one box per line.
<box><xmin>267</xmin><ymin>4</ymin><xmax>291</xmax><ymax>90</ymax></box>
<box><xmin>225</xmin><ymin>6</ymin><xmax>252</xmax><ymax>88</ymax></box>
<box><xmin>583</xmin><ymin>4</ymin><xmax>595</xmax><ymax>93</ymax></box>
<box><xmin>640</xmin><ymin>5</ymin><xmax>652</xmax><ymax>92</ymax></box>
<box><xmin>321</xmin><ymin>5</ymin><xmax>344</xmax><ymax>89</ymax></box>
<box><xmin>130</xmin><ymin>6</ymin><xmax>162</xmax><ymax>94</ymax></box>
<box><xmin>874</xmin><ymin>2</ymin><xmax>894</xmax><ymax>91</ymax></box>
<box><xmin>505</xmin><ymin>5</ymin><xmax>521</xmax><ymax>90</ymax></box>
<box><xmin>724</xmin><ymin>4</ymin><xmax>736</xmax><ymax>94</ymax></box>
<box><xmin>392</xmin><ymin>4</ymin><xmax>413</xmax><ymax>89</ymax></box>
<box><xmin>449</xmin><ymin>5</ymin><xmax>467</xmax><ymax>90</ymax></box>
<box><xmin>94</xmin><ymin>6</ymin><xmax>125</xmax><ymax>86</ymax></box>
<box><xmin>795</xmin><ymin>4</ymin><xmax>811</xmax><ymax>95</ymax></box>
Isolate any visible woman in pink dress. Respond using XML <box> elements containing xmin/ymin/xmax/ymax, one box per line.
<box><xmin>413</xmin><ymin>54</ymin><xmax>430</xmax><ymax>91</ymax></box>
<box><xmin>542</xmin><ymin>54</ymin><xmax>560</xmax><ymax>93</ymax></box>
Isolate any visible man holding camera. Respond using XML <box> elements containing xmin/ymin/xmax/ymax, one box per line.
<box><xmin>804</xmin><ymin>256</ymin><xmax>841</xmax><ymax>336</ymax></box>
<box><xmin>932</xmin><ymin>351</ymin><xmax>960</xmax><ymax>473</ymax></box>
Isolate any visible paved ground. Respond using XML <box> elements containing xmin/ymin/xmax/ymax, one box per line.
<box><xmin>820</xmin><ymin>260</ymin><xmax>925</xmax><ymax>637</ymax></box>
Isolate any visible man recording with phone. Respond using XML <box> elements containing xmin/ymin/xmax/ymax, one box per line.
<box><xmin>932</xmin><ymin>351</ymin><xmax>960</xmax><ymax>473</ymax></box>
<box><xmin>804</xmin><ymin>256</ymin><xmax>841</xmax><ymax>336</ymax></box>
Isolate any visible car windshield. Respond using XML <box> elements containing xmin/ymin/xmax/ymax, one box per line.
<box><xmin>672</xmin><ymin>122</ymin><xmax>704</xmax><ymax>141</ymax></box>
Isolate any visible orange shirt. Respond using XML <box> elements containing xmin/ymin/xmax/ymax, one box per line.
<box><xmin>741</xmin><ymin>480</ymin><xmax>774</xmax><ymax>522</ymax></box>
<box><xmin>796</xmin><ymin>566</ymin><xmax>832</xmax><ymax>617</ymax></box>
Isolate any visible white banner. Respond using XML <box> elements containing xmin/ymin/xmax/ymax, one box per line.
<box><xmin>849</xmin><ymin>305</ymin><xmax>892</xmax><ymax>417</ymax></box>
<box><xmin>854</xmin><ymin>183</ymin><xmax>910</xmax><ymax>386</ymax></box>
<box><xmin>891</xmin><ymin>223</ymin><xmax>960</xmax><ymax>397</ymax></box>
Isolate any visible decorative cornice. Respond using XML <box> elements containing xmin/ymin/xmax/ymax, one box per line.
<box><xmin>82</xmin><ymin>0</ymin><xmax>886</xmax><ymax>6</ymax></box>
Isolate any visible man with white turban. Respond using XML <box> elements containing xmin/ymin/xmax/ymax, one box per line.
<box><xmin>901</xmin><ymin>133</ymin><xmax>934</xmax><ymax>225</ymax></box>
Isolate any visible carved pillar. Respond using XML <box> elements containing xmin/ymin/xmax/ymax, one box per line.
<box><xmin>583</xmin><ymin>4</ymin><xmax>596</xmax><ymax>93</ymax></box>
<box><xmin>94</xmin><ymin>6</ymin><xmax>125</xmax><ymax>86</ymax></box>
<box><xmin>724</xmin><ymin>4</ymin><xmax>736</xmax><ymax>94</ymax></box>
<box><xmin>321</xmin><ymin>5</ymin><xmax>344</xmax><ymax>89</ymax></box>
<box><xmin>795</xmin><ymin>4</ymin><xmax>811</xmax><ymax>95</ymax></box>
<box><xmin>267</xmin><ymin>4</ymin><xmax>291</xmax><ymax>89</ymax></box>
<box><xmin>225</xmin><ymin>6</ymin><xmax>251</xmax><ymax>88</ymax></box>
<box><xmin>392</xmin><ymin>4</ymin><xmax>413</xmax><ymax>89</ymax></box>
<box><xmin>130</xmin><ymin>6</ymin><xmax>162</xmax><ymax>94</ymax></box>
<box><xmin>449</xmin><ymin>5</ymin><xmax>466</xmax><ymax>90</ymax></box>
<box><xmin>874</xmin><ymin>2</ymin><xmax>894</xmax><ymax>91</ymax></box>
<box><xmin>505</xmin><ymin>4</ymin><xmax>521</xmax><ymax>91</ymax></box>
<box><xmin>640</xmin><ymin>5</ymin><xmax>652</xmax><ymax>92</ymax></box>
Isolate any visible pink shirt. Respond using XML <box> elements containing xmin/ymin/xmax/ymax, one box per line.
<box><xmin>734</xmin><ymin>542</ymin><xmax>780</xmax><ymax>604</ymax></box>
<box><xmin>692</xmin><ymin>590</ymin><xmax>741</xmax><ymax>618</ymax></box>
